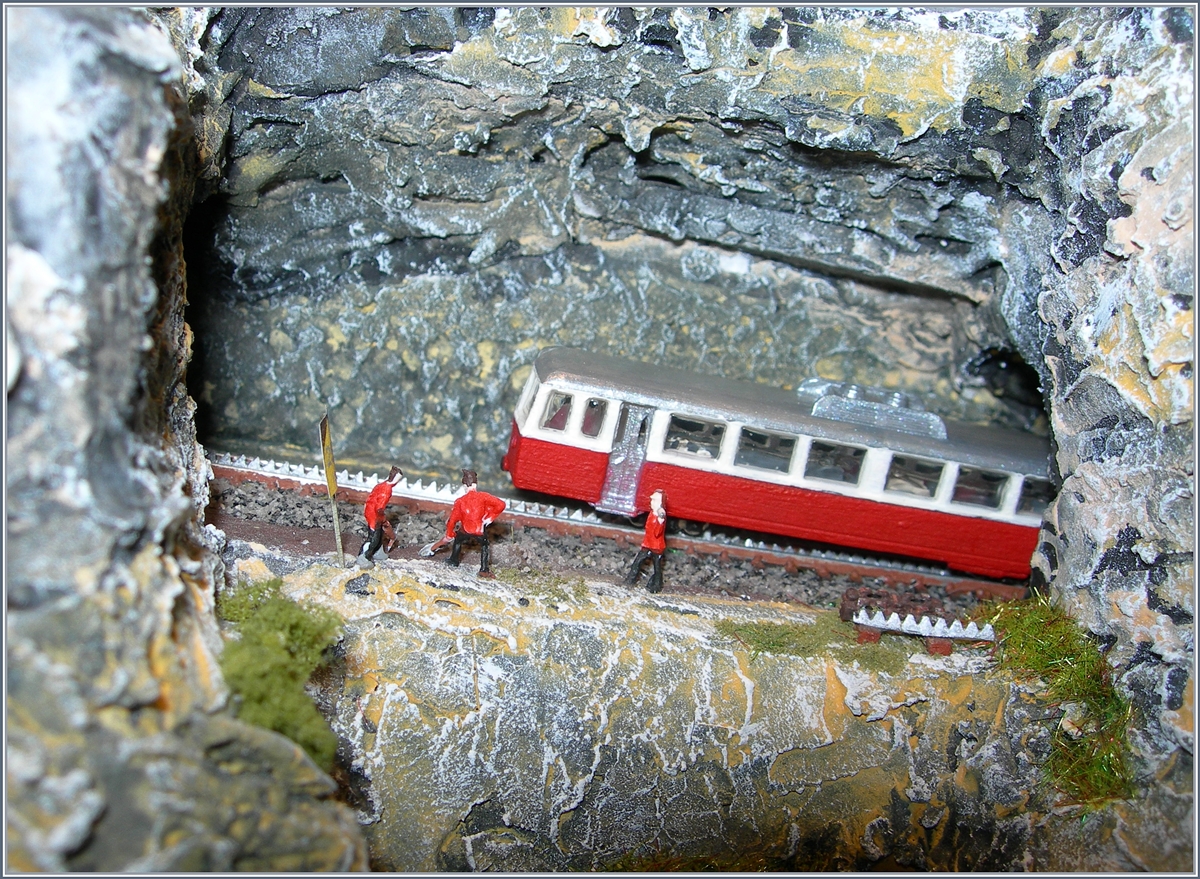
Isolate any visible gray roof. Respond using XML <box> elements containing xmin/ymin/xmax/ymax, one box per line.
<box><xmin>534</xmin><ymin>347</ymin><xmax>1051</xmax><ymax>477</ymax></box>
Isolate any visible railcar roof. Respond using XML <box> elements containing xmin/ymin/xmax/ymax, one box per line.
<box><xmin>533</xmin><ymin>347</ymin><xmax>1051</xmax><ymax>477</ymax></box>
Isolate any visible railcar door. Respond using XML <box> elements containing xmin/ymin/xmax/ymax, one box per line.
<box><xmin>596</xmin><ymin>403</ymin><xmax>654</xmax><ymax>516</ymax></box>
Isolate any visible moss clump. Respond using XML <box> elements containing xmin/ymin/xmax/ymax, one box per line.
<box><xmin>498</xmin><ymin>567</ymin><xmax>588</xmax><ymax>605</ymax></box>
<box><xmin>714</xmin><ymin>617</ymin><xmax>834</xmax><ymax>660</ymax></box>
<box><xmin>987</xmin><ymin>593</ymin><xmax>1136</xmax><ymax>807</ymax></box>
<box><xmin>713</xmin><ymin>611</ymin><xmax>911</xmax><ymax>676</ymax></box>
<box><xmin>218</xmin><ymin>578</ymin><xmax>343</xmax><ymax>772</ymax></box>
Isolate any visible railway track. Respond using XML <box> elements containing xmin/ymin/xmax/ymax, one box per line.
<box><xmin>206</xmin><ymin>452</ymin><xmax>1029</xmax><ymax>602</ymax></box>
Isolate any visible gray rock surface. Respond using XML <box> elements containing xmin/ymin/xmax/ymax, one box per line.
<box><xmin>1027</xmin><ymin>7</ymin><xmax>1194</xmax><ymax>760</ymax></box>
<box><xmin>179</xmin><ymin>3</ymin><xmax>1194</xmax><ymax>756</ymax></box>
<box><xmin>223</xmin><ymin>544</ymin><xmax>1192</xmax><ymax>872</ymax></box>
<box><xmin>5</xmin><ymin>7</ymin><xmax>367</xmax><ymax>871</ymax></box>
<box><xmin>183</xmin><ymin>6</ymin><xmax>1062</xmax><ymax>483</ymax></box>
<box><xmin>6</xmin><ymin>5</ymin><xmax>1193</xmax><ymax>872</ymax></box>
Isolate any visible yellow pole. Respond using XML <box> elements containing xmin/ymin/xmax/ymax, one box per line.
<box><xmin>319</xmin><ymin>414</ymin><xmax>348</xmax><ymax>566</ymax></box>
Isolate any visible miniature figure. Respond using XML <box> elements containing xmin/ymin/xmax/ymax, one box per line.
<box><xmin>422</xmin><ymin>469</ymin><xmax>507</xmax><ymax>577</ymax></box>
<box><xmin>625</xmin><ymin>488</ymin><xmax>667</xmax><ymax>593</ymax></box>
<box><xmin>357</xmin><ymin>465</ymin><xmax>403</xmax><ymax>568</ymax></box>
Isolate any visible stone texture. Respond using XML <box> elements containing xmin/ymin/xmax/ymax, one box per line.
<box><xmin>1028</xmin><ymin>7</ymin><xmax>1195</xmax><ymax>762</ymax></box>
<box><xmin>184</xmin><ymin>6</ymin><xmax>1191</xmax><ymax>866</ymax></box>
<box><xmin>182</xmin><ymin>6</ymin><xmax>1064</xmax><ymax>483</ymax></box>
<box><xmin>5</xmin><ymin>7</ymin><xmax>367</xmax><ymax>870</ymax></box>
<box><xmin>224</xmin><ymin>546</ymin><xmax>1190</xmax><ymax>872</ymax></box>
<box><xmin>7</xmin><ymin>4</ymin><xmax>1193</xmax><ymax>871</ymax></box>
<box><xmin>178</xmin><ymin>4</ymin><xmax>1193</xmax><ymax>770</ymax></box>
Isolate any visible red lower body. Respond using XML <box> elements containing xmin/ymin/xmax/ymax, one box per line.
<box><xmin>502</xmin><ymin>424</ymin><xmax>610</xmax><ymax>504</ymax></box>
<box><xmin>502</xmin><ymin>425</ymin><xmax>1037</xmax><ymax>579</ymax></box>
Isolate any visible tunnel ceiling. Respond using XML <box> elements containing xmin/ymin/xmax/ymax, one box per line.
<box><xmin>177</xmin><ymin>6</ymin><xmax>1123</xmax><ymax>479</ymax></box>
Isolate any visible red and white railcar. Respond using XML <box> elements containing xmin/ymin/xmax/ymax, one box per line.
<box><xmin>502</xmin><ymin>347</ymin><xmax>1054</xmax><ymax>580</ymax></box>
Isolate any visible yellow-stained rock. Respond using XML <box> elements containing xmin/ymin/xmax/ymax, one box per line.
<box><xmin>270</xmin><ymin>556</ymin><xmax>1108</xmax><ymax>871</ymax></box>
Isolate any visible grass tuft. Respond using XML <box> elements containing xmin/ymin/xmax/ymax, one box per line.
<box><xmin>714</xmin><ymin>617</ymin><xmax>837</xmax><ymax>661</ymax></box>
<box><xmin>987</xmin><ymin>593</ymin><xmax>1136</xmax><ymax>807</ymax></box>
<box><xmin>713</xmin><ymin>613</ymin><xmax>911</xmax><ymax>676</ymax></box>
<box><xmin>497</xmin><ymin>567</ymin><xmax>588</xmax><ymax>605</ymax></box>
<box><xmin>218</xmin><ymin>578</ymin><xmax>343</xmax><ymax>772</ymax></box>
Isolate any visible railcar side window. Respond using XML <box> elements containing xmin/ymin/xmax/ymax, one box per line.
<box><xmin>540</xmin><ymin>391</ymin><xmax>572</xmax><ymax>431</ymax></box>
<box><xmin>952</xmin><ymin>466</ymin><xmax>1007</xmax><ymax>508</ymax></box>
<box><xmin>884</xmin><ymin>455</ymin><xmax>943</xmax><ymax>498</ymax></box>
<box><xmin>1017</xmin><ymin>477</ymin><xmax>1055</xmax><ymax>515</ymax></box>
<box><xmin>581</xmin><ymin>398</ymin><xmax>608</xmax><ymax>438</ymax></box>
<box><xmin>804</xmin><ymin>440</ymin><xmax>866</xmax><ymax>484</ymax></box>
<box><xmin>735</xmin><ymin>428</ymin><xmax>796</xmax><ymax>472</ymax></box>
<box><xmin>665</xmin><ymin>415</ymin><xmax>725</xmax><ymax>459</ymax></box>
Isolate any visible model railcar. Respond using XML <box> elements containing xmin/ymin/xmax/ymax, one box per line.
<box><xmin>501</xmin><ymin>347</ymin><xmax>1054</xmax><ymax>580</ymax></box>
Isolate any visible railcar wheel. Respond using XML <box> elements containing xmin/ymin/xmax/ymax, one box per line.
<box><xmin>677</xmin><ymin>519</ymin><xmax>708</xmax><ymax>538</ymax></box>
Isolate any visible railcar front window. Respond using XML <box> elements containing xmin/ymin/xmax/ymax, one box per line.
<box><xmin>581</xmin><ymin>398</ymin><xmax>608</xmax><ymax>438</ymax></box>
<box><xmin>735</xmin><ymin>428</ymin><xmax>796</xmax><ymax>473</ymax></box>
<box><xmin>804</xmin><ymin>440</ymin><xmax>865</xmax><ymax>485</ymax></box>
<box><xmin>540</xmin><ymin>391</ymin><xmax>572</xmax><ymax>431</ymax></box>
<box><xmin>884</xmin><ymin>455</ymin><xmax>943</xmax><ymax>498</ymax></box>
<box><xmin>1017</xmin><ymin>477</ymin><xmax>1055</xmax><ymax>515</ymax></box>
<box><xmin>665</xmin><ymin>415</ymin><xmax>725</xmax><ymax>459</ymax></box>
<box><xmin>952</xmin><ymin>466</ymin><xmax>1007</xmax><ymax>508</ymax></box>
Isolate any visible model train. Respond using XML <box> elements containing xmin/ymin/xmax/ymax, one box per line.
<box><xmin>501</xmin><ymin>347</ymin><xmax>1054</xmax><ymax>580</ymax></box>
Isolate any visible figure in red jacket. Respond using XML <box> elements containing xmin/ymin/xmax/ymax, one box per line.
<box><xmin>426</xmin><ymin>469</ymin><xmax>507</xmax><ymax>577</ymax></box>
<box><xmin>625</xmin><ymin>488</ymin><xmax>667</xmax><ymax>593</ymax></box>
<box><xmin>357</xmin><ymin>465</ymin><xmax>403</xmax><ymax>568</ymax></box>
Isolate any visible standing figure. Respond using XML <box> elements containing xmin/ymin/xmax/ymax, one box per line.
<box><xmin>425</xmin><ymin>469</ymin><xmax>507</xmax><ymax>577</ymax></box>
<box><xmin>626</xmin><ymin>488</ymin><xmax>667</xmax><ymax>593</ymax></box>
<box><xmin>357</xmin><ymin>465</ymin><xmax>403</xmax><ymax>568</ymax></box>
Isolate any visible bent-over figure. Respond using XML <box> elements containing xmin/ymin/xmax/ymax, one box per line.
<box><xmin>425</xmin><ymin>469</ymin><xmax>507</xmax><ymax>577</ymax></box>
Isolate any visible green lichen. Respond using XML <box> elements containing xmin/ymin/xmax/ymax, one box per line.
<box><xmin>713</xmin><ymin>611</ymin><xmax>912</xmax><ymax>676</ymax></box>
<box><xmin>498</xmin><ymin>567</ymin><xmax>588</xmax><ymax>605</ymax></box>
<box><xmin>218</xmin><ymin>578</ymin><xmax>343</xmax><ymax>772</ymax></box>
<box><xmin>987</xmin><ymin>594</ymin><xmax>1136</xmax><ymax>807</ymax></box>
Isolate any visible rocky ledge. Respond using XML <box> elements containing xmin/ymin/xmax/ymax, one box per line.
<box><xmin>223</xmin><ymin>538</ymin><xmax>1190</xmax><ymax>872</ymax></box>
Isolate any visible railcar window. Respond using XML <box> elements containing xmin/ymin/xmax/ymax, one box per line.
<box><xmin>884</xmin><ymin>455</ymin><xmax>943</xmax><ymax>498</ymax></box>
<box><xmin>1017</xmin><ymin>477</ymin><xmax>1055</xmax><ymax>515</ymax></box>
<box><xmin>804</xmin><ymin>440</ymin><xmax>866</xmax><ymax>484</ymax></box>
<box><xmin>952</xmin><ymin>466</ymin><xmax>1007</xmax><ymax>509</ymax></box>
<box><xmin>735</xmin><ymin>428</ymin><xmax>796</xmax><ymax>473</ymax></box>
<box><xmin>665</xmin><ymin>415</ymin><xmax>725</xmax><ymax>459</ymax></box>
<box><xmin>581</xmin><ymin>398</ymin><xmax>608</xmax><ymax>438</ymax></box>
<box><xmin>540</xmin><ymin>391</ymin><xmax>572</xmax><ymax>431</ymax></box>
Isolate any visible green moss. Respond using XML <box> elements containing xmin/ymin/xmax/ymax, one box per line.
<box><xmin>986</xmin><ymin>593</ymin><xmax>1136</xmax><ymax>807</ymax></box>
<box><xmin>497</xmin><ymin>567</ymin><xmax>588</xmax><ymax>605</ymax></box>
<box><xmin>218</xmin><ymin>578</ymin><xmax>343</xmax><ymax>772</ymax></box>
<box><xmin>713</xmin><ymin>611</ymin><xmax>912</xmax><ymax>676</ymax></box>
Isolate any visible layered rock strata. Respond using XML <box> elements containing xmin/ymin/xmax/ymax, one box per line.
<box><xmin>182</xmin><ymin>6</ymin><xmax>1064</xmax><ymax>480</ymax></box>
<box><xmin>5</xmin><ymin>7</ymin><xmax>367</xmax><ymax>870</ymax></box>
<box><xmin>226</xmin><ymin>547</ymin><xmax>1192</xmax><ymax>872</ymax></box>
<box><xmin>5</xmin><ymin>5</ymin><xmax>1193</xmax><ymax>871</ymax></box>
<box><xmin>179</xmin><ymin>3</ymin><xmax>1194</xmax><ymax>783</ymax></box>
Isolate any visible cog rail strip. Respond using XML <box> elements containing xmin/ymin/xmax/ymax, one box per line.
<box><xmin>207</xmin><ymin>452</ymin><xmax>1028</xmax><ymax>601</ymax></box>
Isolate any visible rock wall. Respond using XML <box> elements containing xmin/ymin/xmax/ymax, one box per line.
<box><xmin>6</xmin><ymin>4</ymin><xmax>1193</xmax><ymax>872</ymax></box>
<box><xmin>182</xmin><ymin>6</ymin><xmax>1060</xmax><ymax>481</ymax></box>
<box><xmin>179</xmin><ymin>0</ymin><xmax>1193</xmax><ymax>774</ymax></box>
<box><xmin>5</xmin><ymin>7</ymin><xmax>367</xmax><ymax>870</ymax></box>
<box><xmin>227</xmin><ymin>548</ymin><xmax>1192</xmax><ymax>872</ymax></box>
<box><xmin>1030</xmin><ymin>7</ymin><xmax>1194</xmax><ymax>759</ymax></box>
